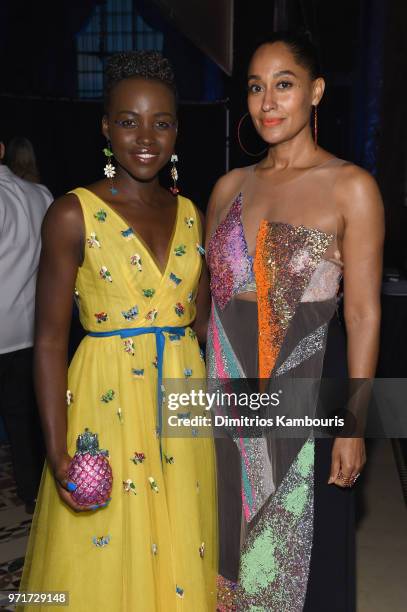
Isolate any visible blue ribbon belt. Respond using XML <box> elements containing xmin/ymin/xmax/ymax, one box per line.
<box><xmin>88</xmin><ymin>326</ymin><xmax>186</xmax><ymax>440</ymax></box>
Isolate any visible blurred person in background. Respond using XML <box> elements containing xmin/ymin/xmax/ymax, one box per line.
<box><xmin>0</xmin><ymin>137</ymin><xmax>52</xmax><ymax>514</ymax></box>
<box><xmin>5</xmin><ymin>136</ymin><xmax>41</xmax><ymax>183</ymax></box>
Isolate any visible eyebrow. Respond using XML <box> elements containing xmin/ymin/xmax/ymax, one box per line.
<box><xmin>117</xmin><ymin>110</ymin><xmax>175</xmax><ymax>118</ymax></box>
<box><xmin>248</xmin><ymin>70</ymin><xmax>298</xmax><ymax>80</ymax></box>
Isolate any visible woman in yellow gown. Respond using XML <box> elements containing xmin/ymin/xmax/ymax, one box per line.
<box><xmin>19</xmin><ymin>51</ymin><xmax>217</xmax><ymax>611</ymax></box>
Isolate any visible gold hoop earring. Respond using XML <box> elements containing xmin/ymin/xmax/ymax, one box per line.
<box><xmin>237</xmin><ymin>112</ymin><xmax>268</xmax><ymax>157</ymax></box>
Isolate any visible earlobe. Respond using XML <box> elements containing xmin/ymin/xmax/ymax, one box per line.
<box><xmin>0</xmin><ymin>142</ymin><xmax>5</xmax><ymax>161</ymax></box>
<box><xmin>102</xmin><ymin>115</ymin><xmax>110</xmax><ymax>140</ymax></box>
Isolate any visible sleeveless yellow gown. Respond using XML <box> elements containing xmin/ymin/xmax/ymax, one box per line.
<box><xmin>19</xmin><ymin>189</ymin><xmax>217</xmax><ymax>611</ymax></box>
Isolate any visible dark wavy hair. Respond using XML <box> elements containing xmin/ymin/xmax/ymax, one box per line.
<box><xmin>251</xmin><ymin>31</ymin><xmax>322</xmax><ymax>79</ymax></box>
<box><xmin>104</xmin><ymin>50</ymin><xmax>177</xmax><ymax>110</ymax></box>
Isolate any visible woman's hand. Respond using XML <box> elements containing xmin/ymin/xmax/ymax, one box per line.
<box><xmin>328</xmin><ymin>437</ymin><xmax>366</xmax><ymax>487</ymax></box>
<box><xmin>49</xmin><ymin>452</ymin><xmax>109</xmax><ymax>512</ymax></box>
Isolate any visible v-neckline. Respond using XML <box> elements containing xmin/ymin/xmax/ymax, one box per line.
<box><xmin>83</xmin><ymin>188</ymin><xmax>180</xmax><ymax>278</ymax></box>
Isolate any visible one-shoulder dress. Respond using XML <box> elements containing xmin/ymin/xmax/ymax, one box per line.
<box><xmin>206</xmin><ymin>159</ymin><xmax>355</xmax><ymax>612</ymax></box>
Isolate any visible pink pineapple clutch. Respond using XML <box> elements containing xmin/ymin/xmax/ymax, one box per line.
<box><xmin>67</xmin><ymin>428</ymin><xmax>113</xmax><ymax>506</ymax></box>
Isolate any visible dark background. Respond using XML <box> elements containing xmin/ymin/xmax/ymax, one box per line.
<box><xmin>0</xmin><ymin>0</ymin><xmax>406</xmax><ymax>268</ymax></box>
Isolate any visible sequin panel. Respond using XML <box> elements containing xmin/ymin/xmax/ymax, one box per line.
<box><xmin>275</xmin><ymin>324</ymin><xmax>327</xmax><ymax>376</ymax></box>
<box><xmin>207</xmin><ymin>193</ymin><xmax>255</xmax><ymax>310</ymax></box>
<box><xmin>236</xmin><ymin>438</ymin><xmax>314</xmax><ymax>611</ymax></box>
<box><xmin>254</xmin><ymin>221</ymin><xmax>333</xmax><ymax>378</ymax></box>
<box><xmin>301</xmin><ymin>259</ymin><xmax>342</xmax><ymax>302</ymax></box>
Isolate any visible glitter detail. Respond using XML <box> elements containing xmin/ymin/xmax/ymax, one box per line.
<box><xmin>87</xmin><ymin>232</ymin><xmax>101</xmax><ymax>248</ymax></box>
<box><xmin>236</xmin><ymin>439</ymin><xmax>314</xmax><ymax>611</ymax></box>
<box><xmin>176</xmin><ymin>585</ymin><xmax>184</xmax><ymax>598</ymax></box>
<box><xmin>199</xmin><ymin>542</ymin><xmax>205</xmax><ymax>558</ymax></box>
<box><xmin>152</xmin><ymin>543</ymin><xmax>158</xmax><ymax>555</ymax></box>
<box><xmin>207</xmin><ymin>194</ymin><xmax>254</xmax><ymax>310</ymax></box>
<box><xmin>184</xmin><ymin>368</ymin><xmax>193</xmax><ymax>377</ymax></box>
<box><xmin>301</xmin><ymin>259</ymin><xmax>342</xmax><ymax>302</ymax></box>
<box><xmin>116</xmin><ymin>407</ymin><xmax>124</xmax><ymax>423</ymax></box>
<box><xmin>254</xmin><ymin>221</ymin><xmax>333</xmax><ymax>378</ymax></box>
<box><xmin>66</xmin><ymin>390</ymin><xmax>74</xmax><ymax>406</ymax></box>
<box><xmin>196</xmin><ymin>243</ymin><xmax>205</xmax><ymax>256</ymax></box>
<box><xmin>185</xmin><ymin>216</ymin><xmax>194</xmax><ymax>228</ymax></box>
<box><xmin>275</xmin><ymin>324</ymin><xmax>327</xmax><ymax>376</ymax></box>
<box><xmin>101</xmin><ymin>389</ymin><xmax>115</xmax><ymax>403</ymax></box>
<box><xmin>217</xmin><ymin>575</ymin><xmax>238</xmax><ymax>610</ymax></box>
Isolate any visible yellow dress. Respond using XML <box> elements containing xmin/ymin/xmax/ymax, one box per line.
<box><xmin>19</xmin><ymin>189</ymin><xmax>217</xmax><ymax>611</ymax></box>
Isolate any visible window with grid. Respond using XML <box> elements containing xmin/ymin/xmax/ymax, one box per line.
<box><xmin>76</xmin><ymin>0</ymin><xmax>164</xmax><ymax>99</ymax></box>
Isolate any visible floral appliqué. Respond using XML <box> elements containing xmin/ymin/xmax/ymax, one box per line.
<box><xmin>176</xmin><ymin>586</ymin><xmax>184</xmax><ymax>599</ymax></box>
<box><xmin>184</xmin><ymin>217</ymin><xmax>194</xmax><ymax>228</ymax></box>
<box><xmin>95</xmin><ymin>312</ymin><xmax>108</xmax><ymax>324</ymax></box>
<box><xmin>142</xmin><ymin>288</ymin><xmax>155</xmax><ymax>298</ymax></box>
<box><xmin>130</xmin><ymin>253</ymin><xmax>142</xmax><ymax>271</ymax></box>
<box><xmin>196</xmin><ymin>243</ymin><xmax>205</xmax><ymax>256</ymax></box>
<box><xmin>122</xmin><ymin>305</ymin><xmax>139</xmax><ymax>321</ymax></box>
<box><xmin>174</xmin><ymin>303</ymin><xmax>185</xmax><ymax>317</ymax></box>
<box><xmin>94</xmin><ymin>209</ymin><xmax>107</xmax><ymax>222</ymax></box>
<box><xmin>93</xmin><ymin>534</ymin><xmax>111</xmax><ymax>547</ymax></box>
<box><xmin>123</xmin><ymin>479</ymin><xmax>137</xmax><ymax>495</ymax></box>
<box><xmin>146</xmin><ymin>309</ymin><xmax>158</xmax><ymax>322</ymax></box>
<box><xmin>66</xmin><ymin>390</ymin><xmax>74</xmax><ymax>406</ymax></box>
<box><xmin>148</xmin><ymin>477</ymin><xmax>159</xmax><ymax>493</ymax></box>
<box><xmin>124</xmin><ymin>338</ymin><xmax>135</xmax><ymax>356</ymax></box>
<box><xmin>174</xmin><ymin>245</ymin><xmax>186</xmax><ymax>257</ymax></box>
<box><xmin>99</xmin><ymin>266</ymin><xmax>112</xmax><ymax>282</ymax></box>
<box><xmin>121</xmin><ymin>227</ymin><xmax>134</xmax><ymax>240</ymax></box>
<box><xmin>87</xmin><ymin>232</ymin><xmax>101</xmax><ymax>248</ymax></box>
<box><xmin>101</xmin><ymin>389</ymin><xmax>115</xmax><ymax>403</ymax></box>
<box><xmin>132</xmin><ymin>368</ymin><xmax>144</xmax><ymax>378</ymax></box>
<box><xmin>131</xmin><ymin>452</ymin><xmax>146</xmax><ymax>464</ymax></box>
<box><xmin>184</xmin><ymin>368</ymin><xmax>193</xmax><ymax>377</ymax></box>
<box><xmin>169</xmin><ymin>272</ymin><xmax>182</xmax><ymax>287</ymax></box>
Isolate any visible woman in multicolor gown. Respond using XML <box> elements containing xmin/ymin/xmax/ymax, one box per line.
<box><xmin>206</xmin><ymin>32</ymin><xmax>384</xmax><ymax>611</ymax></box>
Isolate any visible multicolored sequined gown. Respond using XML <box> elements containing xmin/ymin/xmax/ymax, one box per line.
<box><xmin>207</xmin><ymin>159</ymin><xmax>355</xmax><ymax>611</ymax></box>
<box><xmin>19</xmin><ymin>189</ymin><xmax>217</xmax><ymax>611</ymax></box>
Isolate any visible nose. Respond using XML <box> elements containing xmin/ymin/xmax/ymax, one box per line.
<box><xmin>261</xmin><ymin>87</ymin><xmax>277</xmax><ymax>113</ymax></box>
<box><xmin>135</xmin><ymin>122</ymin><xmax>155</xmax><ymax>145</ymax></box>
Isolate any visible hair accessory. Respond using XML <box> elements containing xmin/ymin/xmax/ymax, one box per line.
<box><xmin>170</xmin><ymin>153</ymin><xmax>179</xmax><ymax>195</ymax></box>
<box><xmin>103</xmin><ymin>141</ymin><xmax>118</xmax><ymax>195</ymax></box>
<box><xmin>237</xmin><ymin>112</ymin><xmax>268</xmax><ymax>157</ymax></box>
<box><xmin>313</xmin><ymin>105</ymin><xmax>318</xmax><ymax>149</ymax></box>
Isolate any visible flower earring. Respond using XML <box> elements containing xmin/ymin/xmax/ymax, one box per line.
<box><xmin>103</xmin><ymin>141</ymin><xmax>118</xmax><ymax>195</ymax></box>
<box><xmin>170</xmin><ymin>154</ymin><xmax>179</xmax><ymax>195</ymax></box>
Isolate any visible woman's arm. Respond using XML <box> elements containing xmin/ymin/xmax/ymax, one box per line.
<box><xmin>329</xmin><ymin>166</ymin><xmax>385</xmax><ymax>486</ymax></box>
<box><xmin>34</xmin><ymin>194</ymin><xmax>98</xmax><ymax>511</ymax></box>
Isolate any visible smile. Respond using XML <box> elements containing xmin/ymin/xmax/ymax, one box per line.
<box><xmin>132</xmin><ymin>153</ymin><xmax>159</xmax><ymax>163</ymax></box>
